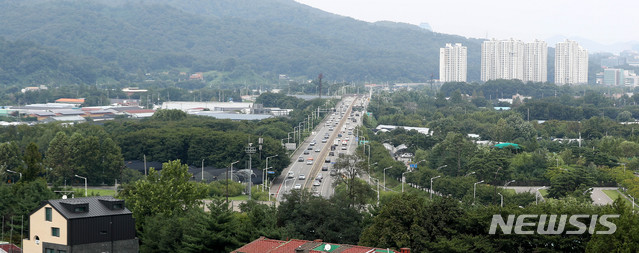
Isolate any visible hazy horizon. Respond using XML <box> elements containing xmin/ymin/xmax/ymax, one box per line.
<box><xmin>296</xmin><ymin>0</ymin><xmax>639</xmax><ymax>52</ymax></box>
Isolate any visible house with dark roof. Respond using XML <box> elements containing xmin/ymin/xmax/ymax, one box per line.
<box><xmin>22</xmin><ymin>196</ymin><xmax>138</xmax><ymax>253</ymax></box>
<box><xmin>232</xmin><ymin>237</ymin><xmax>410</xmax><ymax>253</ymax></box>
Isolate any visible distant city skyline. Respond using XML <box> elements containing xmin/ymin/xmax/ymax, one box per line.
<box><xmin>295</xmin><ymin>0</ymin><xmax>639</xmax><ymax>49</ymax></box>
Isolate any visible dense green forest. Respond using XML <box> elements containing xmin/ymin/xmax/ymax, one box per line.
<box><xmin>0</xmin><ymin>0</ymin><xmax>485</xmax><ymax>84</ymax></box>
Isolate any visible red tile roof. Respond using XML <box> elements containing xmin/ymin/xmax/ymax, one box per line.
<box><xmin>270</xmin><ymin>239</ymin><xmax>307</xmax><ymax>253</ymax></box>
<box><xmin>233</xmin><ymin>237</ymin><xmax>284</xmax><ymax>253</ymax></box>
<box><xmin>0</xmin><ymin>243</ymin><xmax>22</xmax><ymax>253</ymax></box>
<box><xmin>232</xmin><ymin>237</ymin><xmax>399</xmax><ymax>253</ymax></box>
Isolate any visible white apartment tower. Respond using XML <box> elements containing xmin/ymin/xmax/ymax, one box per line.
<box><xmin>523</xmin><ymin>40</ymin><xmax>548</xmax><ymax>83</ymax></box>
<box><xmin>481</xmin><ymin>39</ymin><xmax>548</xmax><ymax>83</ymax></box>
<box><xmin>439</xmin><ymin>43</ymin><xmax>467</xmax><ymax>82</ymax></box>
<box><xmin>481</xmin><ymin>39</ymin><xmax>525</xmax><ymax>81</ymax></box>
<box><xmin>555</xmin><ymin>40</ymin><xmax>588</xmax><ymax>84</ymax></box>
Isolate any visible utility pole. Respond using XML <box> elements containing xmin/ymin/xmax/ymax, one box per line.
<box><xmin>245</xmin><ymin>143</ymin><xmax>256</xmax><ymax>199</ymax></box>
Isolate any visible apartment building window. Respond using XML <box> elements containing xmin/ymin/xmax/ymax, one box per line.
<box><xmin>45</xmin><ymin>207</ymin><xmax>52</xmax><ymax>221</ymax></box>
<box><xmin>52</xmin><ymin>227</ymin><xmax>60</xmax><ymax>237</ymax></box>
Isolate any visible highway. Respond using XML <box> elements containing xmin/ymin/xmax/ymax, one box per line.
<box><xmin>271</xmin><ymin>95</ymin><xmax>367</xmax><ymax>202</ymax></box>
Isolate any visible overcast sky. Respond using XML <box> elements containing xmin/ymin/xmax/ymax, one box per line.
<box><xmin>295</xmin><ymin>0</ymin><xmax>638</xmax><ymax>45</ymax></box>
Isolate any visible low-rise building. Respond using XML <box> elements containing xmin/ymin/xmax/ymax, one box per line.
<box><xmin>22</xmin><ymin>196</ymin><xmax>138</xmax><ymax>253</ymax></box>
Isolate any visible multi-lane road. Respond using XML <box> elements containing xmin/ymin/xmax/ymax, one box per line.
<box><xmin>271</xmin><ymin>95</ymin><xmax>367</xmax><ymax>202</ymax></box>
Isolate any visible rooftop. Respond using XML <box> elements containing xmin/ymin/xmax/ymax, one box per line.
<box><xmin>232</xmin><ymin>237</ymin><xmax>400</xmax><ymax>253</ymax></box>
<box><xmin>44</xmin><ymin>196</ymin><xmax>131</xmax><ymax>220</ymax></box>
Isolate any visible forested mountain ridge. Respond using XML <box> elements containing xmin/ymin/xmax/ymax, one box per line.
<box><xmin>0</xmin><ymin>0</ymin><xmax>484</xmax><ymax>83</ymax></box>
<box><xmin>0</xmin><ymin>37</ymin><xmax>115</xmax><ymax>86</ymax></box>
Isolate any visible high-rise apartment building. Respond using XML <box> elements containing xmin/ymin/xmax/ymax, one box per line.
<box><xmin>481</xmin><ymin>39</ymin><xmax>548</xmax><ymax>83</ymax></box>
<box><xmin>439</xmin><ymin>43</ymin><xmax>467</xmax><ymax>82</ymax></box>
<box><xmin>481</xmin><ymin>39</ymin><xmax>525</xmax><ymax>81</ymax></box>
<box><xmin>555</xmin><ymin>40</ymin><xmax>588</xmax><ymax>84</ymax></box>
<box><xmin>523</xmin><ymin>40</ymin><xmax>548</xmax><ymax>83</ymax></box>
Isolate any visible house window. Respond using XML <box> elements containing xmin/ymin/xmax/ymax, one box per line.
<box><xmin>52</xmin><ymin>227</ymin><xmax>60</xmax><ymax>237</ymax></box>
<box><xmin>113</xmin><ymin>203</ymin><xmax>123</xmax><ymax>210</ymax></box>
<box><xmin>45</xmin><ymin>207</ymin><xmax>52</xmax><ymax>221</ymax></box>
<box><xmin>74</xmin><ymin>206</ymin><xmax>86</xmax><ymax>213</ymax></box>
<box><xmin>45</xmin><ymin>249</ymin><xmax>55</xmax><ymax>253</ymax></box>
<box><xmin>58</xmin><ymin>250</ymin><xmax>67</xmax><ymax>253</ymax></box>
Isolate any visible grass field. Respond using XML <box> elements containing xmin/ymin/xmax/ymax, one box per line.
<box><xmin>229</xmin><ymin>195</ymin><xmax>249</xmax><ymax>201</ymax></box>
<box><xmin>502</xmin><ymin>189</ymin><xmax>516</xmax><ymax>195</ymax></box>
<box><xmin>602</xmin><ymin>190</ymin><xmax>633</xmax><ymax>207</ymax></box>
<box><xmin>72</xmin><ymin>187</ymin><xmax>116</xmax><ymax>196</ymax></box>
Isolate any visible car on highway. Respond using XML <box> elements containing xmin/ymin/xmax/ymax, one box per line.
<box><xmin>293</xmin><ymin>184</ymin><xmax>302</xmax><ymax>190</ymax></box>
<box><xmin>306</xmin><ymin>158</ymin><xmax>314</xmax><ymax>165</ymax></box>
<box><xmin>322</xmin><ymin>165</ymin><xmax>328</xmax><ymax>171</ymax></box>
<box><xmin>329</xmin><ymin>151</ymin><xmax>334</xmax><ymax>156</ymax></box>
<box><xmin>298</xmin><ymin>174</ymin><xmax>306</xmax><ymax>180</ymax></box>
<box><xmin>316</xmin><ymin>173</ymin><xmax>323</xmax><ymax>181</ymax></box>
<box><xmin>307</xmin><ymin>146</ymin><xmax>313</xmax><ymax>150</ymax></box>
<box><xmin>313</xmin><ymin>180</ymin><xmax>321</xmax><ymax>186</ymax></box>
<box><xmin>322</xmin><ymin>139</ymin><xmax>327</xmax><ymax>143</ymax></box>
<box><xmin>325</xmin><ymin>158</ymin><xmax>330</xmax><ymax>163</ymax></box>
<box><xmin>342</xmin><ymin>146</ymin><xmax>347</xmax><ymax>150</ymax></box>
<box><xmin>287</xmin><ymin>172</ymin><xmax>294</xmax><ymax>178</ymax></box>
<box><xmin>303</xmin><ymin>150</ymin><xmax>310</xmax><ymax>155</ymax></box>
<box><xmin>330</xmin><ymin>170</ymin><xmax>337</xmax><ymax>176</ymax></box>
<box><xmin>298</xmin><ymin>156</ymin><xmax>304</xmax><ymax>162</ymax></box>
<box><xmin>315</xmin><ymin>148</ymin><xmax>321</xmax><ymax>152</ymax></box>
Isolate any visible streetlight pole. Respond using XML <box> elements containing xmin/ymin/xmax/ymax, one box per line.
<box><xmin>402</xmin><ymin>171</ymin><xmax>412</xmax><ymax>193</ymax></box>
<box><xmin>497</xmin><ymin>192</ymin><xmax>503</xmax><ymax>208</ymax></box>
<box><xmin>75</xmin><ymin>175</ymin><xmax>87</xmax><ymax>197</ymax></box>
<box><xmin>383</xmin><ymin>167</ymin><xmax>392</xmax><ymax>191</ymax></box>
<box><xmin>265</xmin><ymin>155</ymin><xmax>278</xmax><ymax>191</ymax></box>
<box><xmin>430</xmin><ymin>176</ymin><xmax>441</xmax><ymax>199</ymax></box>
<box><xmin>473</xmin><ymin>180</ymin><xmax>484</xmax><ymax>205</ymax></box>
<box><xmin>201</xmin><ymin>159</ymin><xmax>205</xmax><ymax>182</ymax></box>
<box><xmin>228</xmin><ymin>161</ymin><xmax>239</xmax><ymax>204</ymax></box>
<box><xmin>464</xmin><ymin>171</ymin><xmax>475</xmax><ymax>177</ymax></box>
<box><xmin>630</xmin><ymin>195</ymin><xmax>635</xmax><ymax>214</ymax></box>
<box><xmin>6</xmin><ymin>169</ymin><xmax>21</xmax><ymax>181</ymax></box>
<box><xmin>436</xmin><ymin>165</ymin><xmax>447</xmax><ymax>171</ymax></box>
<box><xmin>504</xmin><ymin>180</ymin><xmax>516</xmax><ymax>187</ymax></box>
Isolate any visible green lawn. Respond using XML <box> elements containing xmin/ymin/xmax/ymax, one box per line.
<box><xmin>602</xmin><ymin>190</ymin><xmax>633</xmax><ymax>207</ymax></box>
<box><xmin>228</xmin><ymin>195</ymin><xmax>249</xmax><ymax>201</ymax></box>
<box><xmin>73</xmin><ymin>187</ymin><xmax>116</xmax><ymax>196</ymax></box>
<box><xmin>502</xmin><ymin>189</ymin><xmax>516</xmax><ymax>195</ymax></box>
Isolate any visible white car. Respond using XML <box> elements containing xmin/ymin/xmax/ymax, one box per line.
<box><xmin>298</xmin><ymin>174</ymin><xmax>306</xmax><ymax>180</ymax></box>
<box><xmin>293</xmin><ymin>184</ymin><xmax>302</xmax><ymax>190</ymax></box>
<box><xmin>287</xmin><ymin>172</ymin><xmax>294</xmax><ymax>178</ymax></box>
<box><xmin>313</xmin><ymin>180</ymin><xmax>321</xmax><ymax>186</ymax></box>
